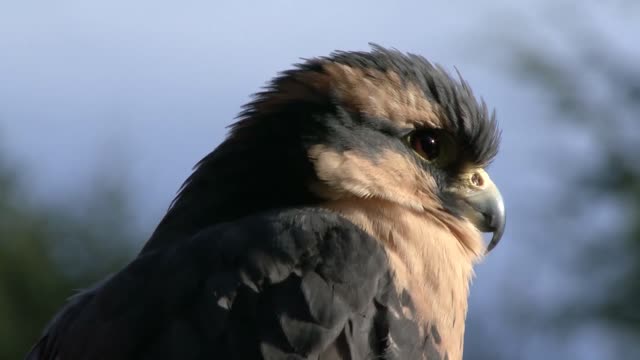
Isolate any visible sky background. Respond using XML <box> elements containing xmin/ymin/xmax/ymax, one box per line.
<box><xmin>1</xmin><ymin>1</ymin><xmax>637</xmax><ymax>359</ymax></box>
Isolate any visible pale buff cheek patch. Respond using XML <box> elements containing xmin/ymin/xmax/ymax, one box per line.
<box><xmin>308</xmin><ymin>145</ymin><xmax>442</xmax><ymax>212</ymax></box>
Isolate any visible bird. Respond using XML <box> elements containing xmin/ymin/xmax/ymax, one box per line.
<box><xmin>27</xmin><ymin>44</ymin><xmax>505</xmax><ymax>360</ymax></box>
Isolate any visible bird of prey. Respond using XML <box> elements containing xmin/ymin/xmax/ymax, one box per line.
<box><xmin>27</xmin><ymin>45</ymin><xmax>505</xmax><ymax>360</ymax></box>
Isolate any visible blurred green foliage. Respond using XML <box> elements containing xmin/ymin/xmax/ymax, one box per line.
<box><xmin>0</xmin><ymin>155</ymin><xmax>137</xmax><ymax>359</ymax></box>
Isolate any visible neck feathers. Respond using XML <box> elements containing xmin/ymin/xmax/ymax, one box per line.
<box><xmin>323</xmin><ymin>198</ymin><xmax>483</xmax><ymax>360</ymax></box>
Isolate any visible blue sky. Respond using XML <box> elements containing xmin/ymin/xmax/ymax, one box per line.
<box><xmin>1</xmin><ymin>1</ymin><xmax>637</xmax><ymax>358</ymax></box>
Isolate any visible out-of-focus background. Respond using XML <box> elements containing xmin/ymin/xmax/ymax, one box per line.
<box><xmin>1</xmin><ymin>1</ymin><xmax>638</xmax><ymax>359</ymax></box>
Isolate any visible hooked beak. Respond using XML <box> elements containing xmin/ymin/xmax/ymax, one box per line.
<box><xmin>448</xmin><ymin>169</ymin><xmax>506</xmax><ymax>253</ymax></box>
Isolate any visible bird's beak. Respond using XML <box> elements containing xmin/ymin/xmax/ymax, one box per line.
<box><xmin>449</xmin><ymin>169</ymin><xmax>506</xmax><ymax>253</ymax></box>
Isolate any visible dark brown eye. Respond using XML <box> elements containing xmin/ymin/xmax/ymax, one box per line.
<box><xmin>411</xmin><ymin>130</ymin><xmax>440</xmax><ymax>160</ymax></box>
<box><xmin>407</xmin><ymin>129</ymin><xmax>457</xmax><ymax>166</ymax></box>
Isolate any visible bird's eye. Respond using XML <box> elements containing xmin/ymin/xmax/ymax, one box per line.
<box><xmin>407</xmin><ymin>129</ymin><xmax>457</xmax><ymax>167</ymax></box>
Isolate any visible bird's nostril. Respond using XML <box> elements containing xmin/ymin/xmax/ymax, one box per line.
<box><xmin>471</xmin><ymin>172</ymin><xmax>484</xmax><ymax>187</ymax></box>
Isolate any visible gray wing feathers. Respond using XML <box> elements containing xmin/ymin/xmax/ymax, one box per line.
<box><xmin>26</xmin><ymin>208</ymin><xmax>394</xmax><ymax>360</ymax></box>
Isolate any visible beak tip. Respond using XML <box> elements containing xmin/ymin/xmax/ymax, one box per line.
<box><xmin>485</xmin><ymin>213</ymin><xmax>505</xmax><ymax>254</ymax></box>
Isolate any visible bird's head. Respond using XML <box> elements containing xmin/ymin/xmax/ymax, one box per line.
<box><xmin>155</xmin><ymin>45</ymin><xmax>504</xmax><ymax>256</ymax></box>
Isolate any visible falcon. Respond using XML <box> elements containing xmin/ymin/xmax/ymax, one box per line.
<box><xmin>27</xmin><ymin>45</ymin><xmax>505</xmax><ymax>360</ymax></box>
